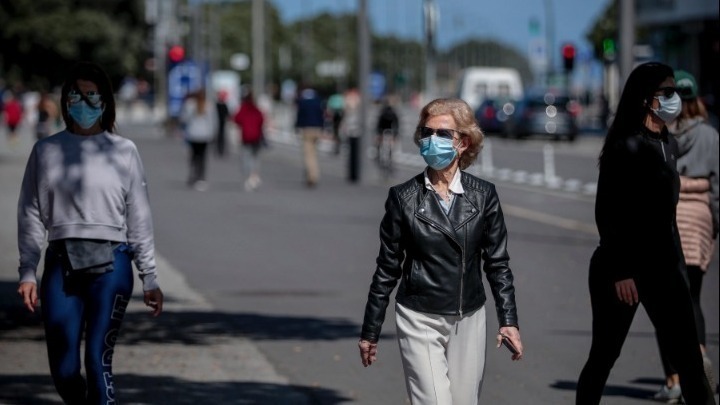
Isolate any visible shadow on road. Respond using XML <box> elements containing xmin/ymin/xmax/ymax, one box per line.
<box><xmin>550</xmin><ymin>379</ymin><xmax>660</xmax><ymax>401</ymax></box>
<box><xmin>0</xmin><ymin>280</ymin><xmax>363</xmax><ymax>404</ymax></box>
<box><xmin>0</xmin><ymin>374</ymin><xmax>351</xmax><ymax>405</ymax></box>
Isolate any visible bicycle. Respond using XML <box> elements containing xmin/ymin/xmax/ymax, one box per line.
<box><xmin>376</xmin><ymin>129</ymin><xmax>395</xmax><ymax>181</ymax></box>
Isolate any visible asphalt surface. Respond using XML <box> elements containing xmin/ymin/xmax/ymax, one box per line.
<box><xmin>0</xmin><ymin>104</ymin><xmax>717</xmax><ymax>405</ymax></box>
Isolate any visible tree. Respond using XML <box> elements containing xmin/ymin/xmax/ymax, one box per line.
<box><xmin>0</xmin><ymin>0</ymin><xmax>148</xmax><ymax>91</ymax></box>
<box><xmin>585</xmin><ymin>0</ymin><xmax>649</xmax><ymax>62</ymax></box>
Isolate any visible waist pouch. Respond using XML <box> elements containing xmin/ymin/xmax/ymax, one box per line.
<box><xmin>59</xmin><ymin>239</ymin><xmax>116</xmax><ymax>275</ymax></box>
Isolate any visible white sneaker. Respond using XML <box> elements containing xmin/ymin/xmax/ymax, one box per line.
<box><xmin>652</xmin><ymin>384</ymin><xmax>682</xmax><ymax>403</ymax></box>
<box><xmin>703</xmin><ymin>355</ymin><xmax>716</xmax><ymax>395</ymax></box>
<box><xmin>193</xmin><ymin>180</ymin><xmax>208</xmax><ymax>192</ymax></box>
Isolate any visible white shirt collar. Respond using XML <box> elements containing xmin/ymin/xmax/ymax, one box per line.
<box><xmin>423</xmin><ymin>167</ymin><xmax>465</xmax><ymax>194</ymax></box>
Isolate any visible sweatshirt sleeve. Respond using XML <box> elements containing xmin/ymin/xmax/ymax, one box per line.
<box><xmin>125</xmin><ymin>144</ymin><xmax>159</xmax><ymax>291</ymax></box>
<box><xmin>17</xmin><ymin>145</ymin><xmax>46</xmax><ymax>284</ymax></box>
<box><xmin>707</xmin><ymin>128</ymin><xmax>719</xmax><ymax>237</ymax></box>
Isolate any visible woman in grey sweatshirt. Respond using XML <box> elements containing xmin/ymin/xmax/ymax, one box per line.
<box><xmin>16</xmin><ymin>61</ymin><xmax>164</xmax><ymax>404</ymax></box>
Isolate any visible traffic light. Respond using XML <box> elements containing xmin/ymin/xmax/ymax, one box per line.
<box><xmin>168</xmin><ymin>45</ymin><xmax>185</xmax><ymax>64</ymax></box>
<box><xmin>602</xmin><ymin>38</ymin><xmax>616</xmax><ymax>61</ymax></box>
<box><xmin>562</xmin><ymin>43</ymin><xmax>575</xmax><ymax>72</ymax></box>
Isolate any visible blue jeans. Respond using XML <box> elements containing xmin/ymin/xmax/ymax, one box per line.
<box><xmin>41</xmin><ymin>242</ymin><xmax>134</xmax><ymax>405</ymax></box>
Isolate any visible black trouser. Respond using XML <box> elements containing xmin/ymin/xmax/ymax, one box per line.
<box><xmin>658</xmin><ymin>265</ymin><xmax>707</xmax><ymax>376</ymax></box>
<box><xmin>576</xmin><ymin>254</ymin><xmax>715</xmax><ymax>405</ymax></box>
<box><xmin>216</xmin><ymin>123</ymin><xmax>226</xmax><ymax>157</ymax></box>
<box><xmin>188</xmin><ymin>141</ymin><xmax>208</xmax><ymax>184</ymax></box>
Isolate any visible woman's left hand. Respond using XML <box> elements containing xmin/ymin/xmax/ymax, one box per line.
<box><xmin>143</xmin><ymin>288</ymin><xmax>164</xmax><ymax>317</ymax></box>
<box><xmin>497</xmin><ymin>326</ymin><xmax>523</xmax><ymax>361</ymax></box>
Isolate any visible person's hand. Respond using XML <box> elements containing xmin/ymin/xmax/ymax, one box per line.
<box><xmin>497</xmin><ymin>326</ymin><xmax>523</xmax><ymax>361</ymax></box>
<box><xmin>17</xmin><ymin>282</ymin><xmax>38</xmax><ymax>313</ymax></box>
<box><xmin>359</xmin><ymin>339</ymin><xmax>378</xmax><ymax>367</ymax></box>
<box><xmin>615</xmin><ymin>278</ymin><xmax>638</xmax><ymax>305</ymax></box>
<box><xmin>144</xmin><ymin>288</ymin><xmax>164</xmax><ymax>317</ymax></box>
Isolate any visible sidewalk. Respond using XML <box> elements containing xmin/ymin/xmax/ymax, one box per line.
<box><xmin>0</xmin><ymin>123</ymin><xmax>308</xmax><ymax>404</ymax></box>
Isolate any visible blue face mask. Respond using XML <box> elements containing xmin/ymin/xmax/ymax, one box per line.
<box><xmin>68</xmin><ymin>100</ymin><xmax>104</xmax><ymax>129</ymax></box>
<box><xmin>419</xmin><ymin>135</ymin><xmax>457</xmax><ymax>170</ymax></box>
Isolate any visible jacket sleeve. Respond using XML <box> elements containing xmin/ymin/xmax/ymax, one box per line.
<box><xmin>17</xmin><ymin>145</ymin><xmax>46</xmax><ymax>285</ymax></box>
<box><xmin>480</xmin><ymin>184</ymin><xmax>519</xmax><ymax>329</ymax></box>
<box><xmin>361</xmin><ymin>187</ymin><xmax>405</xmax><ymax>342</ymax></box>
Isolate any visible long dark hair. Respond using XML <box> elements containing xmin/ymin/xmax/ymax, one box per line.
<box><xmin>599</xmin><ymin>62</ymin><xmax>674</xmax><ymax>166</ymax></box>
<box><xmin>60</xmin><ymin>61</ymin><xmax>117</xmax><ymax>132</ymax></box>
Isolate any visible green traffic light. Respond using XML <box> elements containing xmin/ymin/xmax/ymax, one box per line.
<box><xmin>603</xmin><ymin>38</ymin><xmax>615</xmax><ymax>55</ymax></box>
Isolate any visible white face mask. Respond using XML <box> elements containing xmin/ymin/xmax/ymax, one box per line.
<box><xmin>651</xmin><ymin>92</ymin><xmax>682</xmax><ymax>123</ymax></box>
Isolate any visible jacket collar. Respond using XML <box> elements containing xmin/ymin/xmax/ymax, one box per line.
<box><xmin>415</xmin><ymin>172</ymin><xmax>480</xmax><ymax>246</ymax></box>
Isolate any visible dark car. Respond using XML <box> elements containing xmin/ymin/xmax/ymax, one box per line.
<box><xmin>474</xmin><ymin>98</ymin><xmax>516</xmax><ymax>135</ymax></box>
<box><xmin>505</xmin><ymin>91</ymin><xmax>579</xmax><ymax>141</ymax></box>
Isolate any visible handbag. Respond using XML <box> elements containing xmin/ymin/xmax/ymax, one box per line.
<box><xmin>63</xmin><ymin>239</ymin><xmax>115</xmax><ymax>274</ymax></box>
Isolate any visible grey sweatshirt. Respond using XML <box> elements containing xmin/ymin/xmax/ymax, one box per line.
<box><xmin>670</xmin><ymin>117</ymin><xmax>720</xmax><ymax>236</ymax></box>
<box><xmin>17</xmin><ymin>130</ymin><xmax>159</xmax><ymax>291</ymax></box>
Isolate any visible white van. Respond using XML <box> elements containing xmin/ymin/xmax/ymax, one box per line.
<box><xmin>456</xmin><ymin>67</ymin><xmax>524</xmax><ymax>111</ymax></box>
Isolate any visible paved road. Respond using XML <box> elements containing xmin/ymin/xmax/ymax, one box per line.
<box><xmin>0</xmin><ymin>107</ymin><xmax>717</xmax><ymax>405</ymax></box>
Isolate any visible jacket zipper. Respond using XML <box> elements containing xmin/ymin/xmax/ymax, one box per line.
<box><xmin>660</xmin><ymin>140</ymin><xmax>667</xmax><ymax>161</ymax></box>
<box><xmin>459</xmin><ymin>228</ymin><xmax>466</xmax><ymax>317</ymax></box>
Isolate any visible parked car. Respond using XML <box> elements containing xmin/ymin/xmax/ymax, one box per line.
<box><xmin>505</xmin><ymin>91</ymin><xmax>579</xmax><ymax>141</ymax></box>
<box><xmin>474</xmin><ymin>98</ymin><xmax>516</xmax><ymax>135</ymax></box>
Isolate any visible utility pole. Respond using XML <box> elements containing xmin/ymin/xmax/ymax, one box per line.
<box><xmin>423</xmin><ymin>0</ymin><xmax>438</xmax><ymax>101</ymax></box>
<box><xmin>619</xmin><ymin>0</ymin><xmax>635</xmax><ymax>89</ymax></box>
<box><xmin>351</xmin><ymin>0</ymin><xmax>371</xmax><ymax>183</ymax></box>
<box><xmin>543</xmin><ymin>0</ymin><xmax>555</xmax><ymax>85</ymax></box>
<box><xmin>251</xmin><ymin>0</ymin><xmax>265</xmax><ymax>98</ymax></box>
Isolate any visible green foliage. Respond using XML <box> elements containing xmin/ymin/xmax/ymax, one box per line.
<box><xmin>0</xmin><ymin>0</ymin><xmax>148</xmax><ymax>90</ymax></box>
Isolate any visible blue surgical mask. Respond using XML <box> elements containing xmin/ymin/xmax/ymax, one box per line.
<box><xmin>419</xmin><ymin>135</ymin><xmax>457</xmax><ymax>170</ymax></box>
<box><xmin>651</xmin><ymin>92</ymin><xmax>681</xmax><ymax>123</ymax></box>
<box><xmin>68</xmin><ymin>100</ymin><xmax>104</xmax><ymax>129</ymax></box>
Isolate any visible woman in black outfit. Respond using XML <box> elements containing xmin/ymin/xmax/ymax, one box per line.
<box><xmin>575</xmin><ymin>62</ymin><xmax>715</xmax><ymax>404</ymax></box>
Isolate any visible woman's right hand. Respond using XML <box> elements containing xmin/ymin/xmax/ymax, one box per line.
<box><xmin>615</xmin><ymin>278</ymin><xmax>638</xmax><ymax>305</ymax></box>
<box><xmin>359</xmin><ymin>339</ymin><xmax>378</xmax><ymax>367</ymax></box>
<box><xmin>17</xmin><ymin>282</ymin><xmax>38</xmax><ymax>313</ymax></box>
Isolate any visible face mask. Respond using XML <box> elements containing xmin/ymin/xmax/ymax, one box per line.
<box><xmin>651</xmin><ymin>92</ymin><xmax>681</xmax><ymax>123</ymax></box>
<box><xmin>419</xmin><ymin>135</ymin><xmax>457</xmax><ymax>170</ymax></box>
<box><xmin>68</xmin><ymin>100</ymin><xmax>104</xmax><ymax>129</ymax></box>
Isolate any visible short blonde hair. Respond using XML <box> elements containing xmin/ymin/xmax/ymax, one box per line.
<box><xmin>413</xmin><ymin>98</ymin><xmax>484</xmax><ymax>170</ymax></box>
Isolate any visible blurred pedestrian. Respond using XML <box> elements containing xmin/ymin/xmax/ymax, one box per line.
<box><xmin>180</xmin><ymin>88</ymin><xmax>216</xmax><ymax>191</ymax></box>
<box><xmin>3</xmin><ymin>90</ymin><xmax>23</xmax><ymax>143</ymax></box>
<box><xmin>35</xmin><ymin>90</ymin><xmax>59</xmax><ymax>140</ymax></box>
<box><xmin>575</xmin><ymin>62</ymin><xmax>715</xmax><ymax>405</ymax></box>
<box><xmin>16</xmin><ymin>61</ymin><xmax>164</xmax><ymax>405</ymax></box>
<box><xmin>215</xmin><ymin>89</ymin><xmax>230</xmax><ymax>158</ymax></box>
<box><xmin>651</xmin><ymin>69</ymin><xmax>719</xmax><ymax>402</ymax></box>
<box><xmin>374</xmin><ymin>96</ymin><xmax>400</xmax><ymax>164</ymax></box>
<box><xmin>295</xmin><ymin>84</ymin><xmax>325</xmax><ymax>188</ymax></box>
<box><xmin>326</xmin><ymin>91</ymin><xmax>345</xmax><ymax>155</ymax></box>
<box><xmin>233</xmin><ymin>89</ymin><xmax>266</xmax><ymax>191</ymax></box>
<box><xmin>359</xmin><ymin>98</ymin><xmax>523</xmax><ymax>405</ymax></box>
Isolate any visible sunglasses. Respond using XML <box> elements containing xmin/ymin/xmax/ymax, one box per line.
<box><xmin>655</xmin><ymin>87</ymin><xmax>677</xmax><ymax>98</ymax></box>
<box><xmin>68</xmin><ymin>90</ymin><xmax>102</xmax><ymax>106</ymax></box>
<box><xmin>418</xmin><ymin>126</ymin><xmax>458</xmax><ymax>140</ymax></box>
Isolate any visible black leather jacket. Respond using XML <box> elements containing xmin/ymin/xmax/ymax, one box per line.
<box><xmin>361</xmin><ymin>171</ymin><xmax>519</xmax><ymax>343</ymax></box>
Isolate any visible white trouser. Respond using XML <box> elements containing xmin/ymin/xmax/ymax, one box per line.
<box><xmin>396</xmin><ymin>303</ymin><xmax>487</xmax><ymax>405</ymax></box>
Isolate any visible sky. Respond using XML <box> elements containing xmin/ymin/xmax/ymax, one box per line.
<box><xmin>269</xmin><ymin>0</ymin><xmax>611</xmax><ymax>74</ymax></box>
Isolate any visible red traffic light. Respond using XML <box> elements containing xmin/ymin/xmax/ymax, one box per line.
<box><xmin>168</xmin><ymin>45</ymin><xmax>185</xmax><ymax>63</ymax></box>
<box><xmin>562</xmin><ymin>43</ymin><xmax>576</xmax><ymax>72</ymax></box>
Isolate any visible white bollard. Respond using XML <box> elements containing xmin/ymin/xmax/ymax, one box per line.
<box><xmin>543</xmin><ymin>143</ymin><xmax>562</xmax><ymax>188</ymax></box>
<box><xmin>481</xmin><ymin>139</ymin><xmax>494</xmax><ymax>176</ymax></box>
